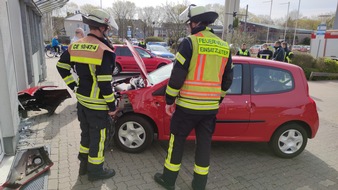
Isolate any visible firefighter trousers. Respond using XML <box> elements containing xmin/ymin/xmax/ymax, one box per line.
<box><xmin>77</xmin><ymin>103</ymin><xmax>110</xmax><ymax>172</ymax></box>
<box><xmin>162</xmin><ymin>108</ymin><xmax>216</xmax><ymax>189</ymax></box>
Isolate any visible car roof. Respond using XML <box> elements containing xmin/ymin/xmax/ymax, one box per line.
<box><xmin>113</xmin><ymin>44</ymin><xmax>138</xmax><ymax>47</ymax></box>
<box><xmin>232</xmin><ymin>56</ymin><xmax>301</xmax><ymax>70</ymax></box>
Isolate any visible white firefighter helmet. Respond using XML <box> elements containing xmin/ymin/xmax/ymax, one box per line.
<box><xmin>179</xmin><ymin>4</ymin><xmax>218</xmax><ymax>24</ymax></box>
<box><xmin>82</xmin><ymin>9</ymin><xmax>118</xmax><ymax>30</ymax></box>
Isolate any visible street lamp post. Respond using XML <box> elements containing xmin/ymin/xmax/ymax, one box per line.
<box><xmin>292</xmin><ymin>0</ymin><xmax>301</xmax><ymax>47</ymax></box>
<box><xmin>280</xmin><ymin>2</ymin><xmax>290</xmax><ymax>41</ymax></box>
<box><xmin>263</xmin><ymin>0</ymin><xmax>273</xmax><ymax>43</ymax></box>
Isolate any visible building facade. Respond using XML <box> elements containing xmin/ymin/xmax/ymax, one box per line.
<box><xmin>0</xmin><ymin>0</ymin><xmax>67</xmax><ymax>162</ymax></box>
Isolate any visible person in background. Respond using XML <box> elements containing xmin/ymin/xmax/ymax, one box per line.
<box><xmin>51</xmin><ymin>35</ymin><xmax>60</xmax><ymax>57</ymax></box>
<box><xmin>236</xmin><ymin>43</ymin><xmax>251</xmax><ymax>57</ymax></box>
<box><xmin>56</xmin><ymin>8</ymin><xmax>118</xmax><ymax>182</ymax></box>
<box><xmin>153</xmin><ymin>4</ymin><xmax>233</xmax><ymax>190</ymax></box>
<box><xmin>138</xmin><ymin>38</ymin><xmax>146</xmax><ymax>49</ymax></box>
<box><xmin>257</xmin><ymin>43</ymin><xmax>273</xmax><ymax>59</ymax></box>
<box><xmin>71</xmin><ymin>27</ymin><xmax>85</xmax><ymax>43</ymax></box>
<box><xmin>282</xmin><ymin>42</ymin><xmax>294</xmax><ymax>63</ymax></box>
<box><xmin>272</xmin><ymin>41</ymin><xmax>285</xmax><ymax>62</ymax></box>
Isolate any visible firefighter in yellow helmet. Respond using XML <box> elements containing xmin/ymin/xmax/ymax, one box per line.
<box><xmin>154</xmin><ymin>4</ymin><xmax>233</xmax><ymax>190</ymax></box>
<box><xmin>56</xmin><ymin>9</ymin><xmax>118</xmax><ymax>181</ymax></box>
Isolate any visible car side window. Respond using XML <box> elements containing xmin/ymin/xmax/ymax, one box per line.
<box><xmin>135</xmin><ymin>48</ymin><xmax>151</xmax><ymax>58</ymax></box>
<box><xmin>252</xmin><ymin>66</ymin><xmax>294</xmax><ymax>94</ymax></box>
<box><xmin>227</xmin><ymin>64</ymin><xmax>242</xmax><ymax>94</ymax></box>
<box><xmin>119</xmin><ymin>47</ymin><xmax>133</xmax><ymax>56</ymax></box>
<box><xmin>114</xmin><ymin>47</ymin><xmax>121</xmax><ymax>55</ymax></box>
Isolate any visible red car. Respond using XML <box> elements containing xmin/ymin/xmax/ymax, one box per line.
<box><xmin>112</xmin><ymin>44</ymin><xmax>172</xmax><ymax>75</ymax></box>
<box><xmin>112</xmin><ymin>55</ymin><xmax>319</xmax><ymax>158</ymax></box>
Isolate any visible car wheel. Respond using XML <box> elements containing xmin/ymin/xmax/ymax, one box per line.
<box><xmin>113</xmin><ymin>63</ymin><xmax>121</xmax><ymax>76</ymax></box>
<box><xmin>157</xmin><ymin>63</ymin><xmax>166</xmax><ymax>69</ymax></box>
<box><xmin>114</xmin><ymin>114</ymin><xmax>154</xmax><ymax>153</ymax></box>
<box><xmin>269</xmin><ymin>123</ymin><xmax>308</xmax><ymax>158</ymax></box>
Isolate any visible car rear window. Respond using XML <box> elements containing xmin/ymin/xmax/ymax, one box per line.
<box><xmin>252</xmin><ymin>65</ymin><xmax>294</xmax><ymax>94</ymax></box>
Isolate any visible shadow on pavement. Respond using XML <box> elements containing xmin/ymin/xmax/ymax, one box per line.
<box><xmin>157</xmin><ymin>140</ymin><xmax>338</xmax><ymax>189</ymax></box>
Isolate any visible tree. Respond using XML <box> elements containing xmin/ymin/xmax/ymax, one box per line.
<box><xmin>107</xmin><ymin>0</ymin><xmax>136</xmax><ymax>39</ymax></box>
<box><xmin>160</xmin><ymin>2</ymin><xmax>187</xmax><ymax>52</ymax></box>
<box><xmin>301</xmin><ymin>37</ymin><xmax>310</xmax><ymax>45</ymax></box>
<box><xmin>138</xmin><ymin>6</ymin><xmax>161</xmax><ymax>38</ymax></box>
<box><xmin>64</xmin><ymin>2</ymin><xmax>80</xmax><ymax>16</ymax></box>
<box><xmin>229</xmin><ymin>28</ymin><xmax>256</xmax><ymax>55</ymax></box>
<box><xmin>80</xmin><ymin>4</ymin><xmax>99</xmax><ymax>14</ymax></box>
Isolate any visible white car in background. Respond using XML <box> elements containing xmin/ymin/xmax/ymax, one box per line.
<box><xmin>147</xmin><ymin>44</ymin><xmax>175</xmax><ymax>61</ymax></box>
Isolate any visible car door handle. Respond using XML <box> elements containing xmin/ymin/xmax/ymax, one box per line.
<box><xmin>245</xmin><ymin>100</ymin><xmax>251</xmax><ymax>109</ymax></box>
<box><xmin>246</xmin><ymin>101</ymin><xmax>255</xmax><ymax>112</ymax></box>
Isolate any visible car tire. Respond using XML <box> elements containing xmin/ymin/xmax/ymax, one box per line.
<box><xmin>114</xmin><ymin>114</ymin><xmax>154</xmax><ymax>153</ymax></box>
<box><xmin>113</xmin><ymin>63</ymin><xmax>121</xmax><ymax>76</ymax></box>
<box><xmin>269</xmin><ymin>123</ymin><xmax>308</xmax><ymax>158</ymax></box>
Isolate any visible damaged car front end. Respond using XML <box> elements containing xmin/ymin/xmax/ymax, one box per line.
<box><xmin>18</xmin><ymin>86</ymin><xmax>71</xmax><ymax>117</ymax></box>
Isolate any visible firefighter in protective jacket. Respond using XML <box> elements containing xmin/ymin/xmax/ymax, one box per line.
<box><xmin>56</xmin><ymin>9</ymin><xmax>118</xmax><ymax>181</ymax></box>
<box><xmin>154</xmin><ymin>5</ymin><xmax>233</xmax><ymax>190</ymax></box>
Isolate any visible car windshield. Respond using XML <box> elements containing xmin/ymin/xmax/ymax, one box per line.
<box><xmin>147</xmin><ymin>63</ymin><xmax>173</xmax><ymax>85</ymax></box>
<box><xmin>148</xmin><ymin>45</ymin><xmax>169</xmax><ymax>52</ymax></box>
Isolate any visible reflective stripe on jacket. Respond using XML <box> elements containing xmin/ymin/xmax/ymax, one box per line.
<box><xmin>176</xmin><ymin>30</ymin><xmax>230</xmax><ymax>111</ymax></box>
<box><xmin>68</xmin><ymin>36</ymin><xmax>114</xmax><ymax>111</ymax></box>
<box><xmin>259</xmin><ymin>54</ymin><xmax>270</xmax><ymax>59</ymax></box>
<box><xmin>285</xmin><ymin>51</ymin><xmax>293</xmax><ymax>63</ymax></box>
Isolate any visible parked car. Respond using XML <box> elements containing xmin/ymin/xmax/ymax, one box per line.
<box><xmin>112</xmin><ymin>53</ymin><xmax>319</xmax><ymax>158</ymax></box>
<box><xmin>112</xmin><ymin>44</ymin><xmax>172</xmax><ymax>75</ymax></box>
<box><xmin>147</xmin><ymin>44</ymin><xmax>175</xmax><ymax>61</ymax></box>
<box><xmin>249</xmin><ymin>44</ymin><xmax>262</xmax><ymax>54</ymax></box>
<box><xmin>147</xmin><ymin>41</ymin><xmax>170</xmax><ymax>50</ymax></box>
<box><xmin>300</xmin><ymin>45</ymin><xmax>309</xmax><ymax>52</ymax></box>
<box><xmin>292</xmin><ymin>45</ymin><xmax>303</xmax><ymax>51</ymax></box>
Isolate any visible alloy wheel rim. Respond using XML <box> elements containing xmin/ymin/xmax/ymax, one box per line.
<box><xmin>278</xmin><ymin>129</ymin><xmax>303</xmax><ymax>154</ymax></box>
<box><xmin>118</xmin><ymin>121</ymin><xmax>146</xmax><ymax>149</ymax></box>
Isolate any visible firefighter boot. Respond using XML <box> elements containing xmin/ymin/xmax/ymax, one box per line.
<box><xmin>88</xmin><ymin>168</ymin><xmax>115</xmax><ymax>181</ymax></box>
<box><xmin>79</xmin><ymin>161</ymin><xmax>87</xmax><ymax>175</ymax></box>
<box><xmin>191</xmin><ymin>172</ymin><xmax>208</xmax><ymax>190</ymax></box>
<box><xmin>154</xmin><ymin>173</ymin><xmax>175</xmax><ymax>190</ymax></box>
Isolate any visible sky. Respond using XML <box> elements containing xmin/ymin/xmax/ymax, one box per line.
<box><xmin>69</xmin><ymin>0</ymin><xmax>337</xmax><ymax>19</ymax></box>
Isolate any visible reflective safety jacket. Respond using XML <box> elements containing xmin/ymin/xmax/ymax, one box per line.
<box><xmin>166</xmin><ymin>27</ymin><xmax>233</xmax><ymax>113</ymax></box>
<box><xmin>237</xmin><ymin>49</ymin><xmax>250</xmax><ymax>56</ymax></box>
<box><xmin>257</xmin><ymin>49</ymin><xmax>273</xmax><ymax>59</ymax></box>
<box><xmin>56</xmin><ymin>34</ymin><xmax>116</xmax><ymax>111</ymax></box>
<box><xmin>284</xmin><ymin>50</ymin><xmax>294</xmax><ymax>63</ymax></box>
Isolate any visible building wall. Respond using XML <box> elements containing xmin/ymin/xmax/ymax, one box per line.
<box><xmin>0</xmin><ymin>0</ymin><xmax>21</xmax><ymax>155</ymax></box>
<box><xmin>0</xmin><ymin>0</ymin><xmax>47</xmax><ymax>158</ymax></box>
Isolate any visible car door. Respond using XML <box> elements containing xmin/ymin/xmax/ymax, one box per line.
<box><xmin>116</xmin><ymin>47</ymin><xmax>140</xmax><ymax>72</ymax></box>
<box><xmin>213</xmin><ymin>63</ymin><xmax>251</xmax><ymax>138</ymax></box>
<box><xmin>249</xmin><ymin>64</ymin><xmax>295</xmax><ymax>140</ymax></box>
<box><xmin>135</xmin><ymin>48</ymin><xmax>158</xmax><ymax>72</ymax></box>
